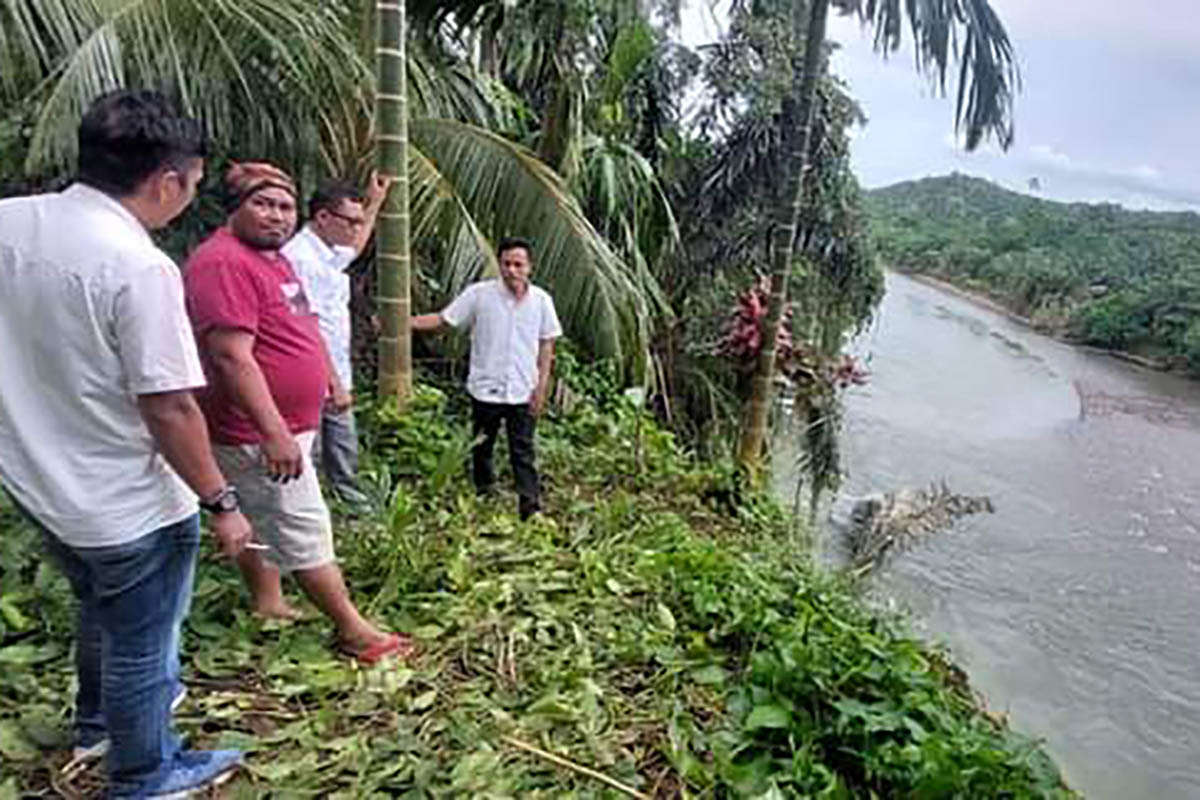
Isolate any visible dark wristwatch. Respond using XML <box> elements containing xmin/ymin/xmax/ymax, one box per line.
<box><xmin>199</xmin><ymin>486</ymin><xmax>240</xmax><ymax>514</ymax></box>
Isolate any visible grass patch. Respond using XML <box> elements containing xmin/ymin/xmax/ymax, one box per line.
<box><xmin>0</xmin><ymin>385</ymin><xmax>1073</xmax><ymax>798</ymax></box>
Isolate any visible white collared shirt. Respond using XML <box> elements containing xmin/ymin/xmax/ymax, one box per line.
<box><xmin>282</xmin><ymin>225</ymin><xmax>356</xmax><ymax>387</ymax></box>
<box><xmin>0</xmin><ymin>184</ymin><xmax>205</xmax><ymax>546</ymax></box>
<box><xmin>441</xmin><ymin>280</ymin><xmax>562</xmax><ymax>404</ymax></box>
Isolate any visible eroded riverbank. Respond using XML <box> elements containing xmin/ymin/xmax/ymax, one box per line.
<box><xmin>901</xmin><ymin>270</ymin><xmax>1184</xmax><ymax>373</ymax></box>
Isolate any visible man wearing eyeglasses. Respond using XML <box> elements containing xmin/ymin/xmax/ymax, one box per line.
<box><xmin>282</xmin><ymin>175</ymin><xmax>389</xmax><ymax>510</ymax></box>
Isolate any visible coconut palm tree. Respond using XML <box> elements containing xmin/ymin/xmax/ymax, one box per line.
<box><xmin>0</xmin><ymin>0</ymin><xmax>370</xmax><ymax>175</ymax></box>
<box><xmin>736</xmin><ymin>0</ymin><xmax>1018</xmax><ymax>473</ymax></box>
<box><xmin>375</xmin><ymin>0</ymin><xmax>412</xmax><ymax>402</ymax></box>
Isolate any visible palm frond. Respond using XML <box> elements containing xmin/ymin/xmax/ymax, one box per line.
<box><xmin>407</xmin><ymin>40</ymin><xmax>506</xmax><ymax>128</ymax></box>
<box><xmin>834</xmin><ymin>0</ymin><xmax>1018</xmax><ymax>150</ymax></box>
<box><xmin>408</xmin><ymin>142</ymin><xmax>496</xmax><ymax>293</ymax></box>
<box><xmin>409</xmin><ymin>118</ymin><xmax>655</xmax><ymax>371</ymax></box>
<box><xmin>577</xmin><ymin>135</ymin><xmax>675</xmax><ymax>319</ymax></box>
<box><xmin>845</xmin><ymin>482</ymin><xmax>994</xmax><ymax>575</ymax></box>
<box><xmin>408</xmin><ymin>0</ymin><xmax>500</xmax><ymax>32</ymax></box>
<box><xmin>2</xmin><ymin>0</ymin><xmax>371</xmax><ymax>174</ymax></box>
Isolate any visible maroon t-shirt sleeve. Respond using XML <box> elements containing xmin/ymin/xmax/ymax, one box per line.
<box><xmin>185</xmin><ymin>256</ymin><xmax>262</xmax><ymax>337</ymax></box>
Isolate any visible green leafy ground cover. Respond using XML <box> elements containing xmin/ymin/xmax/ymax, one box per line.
<box><xmin>1</xmin><ymin>385</ymin><xmax>1072</xmax><ymax>798</ymax></box>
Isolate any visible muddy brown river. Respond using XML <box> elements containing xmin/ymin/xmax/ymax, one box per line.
<box><xmin>779</xmin><ymin>270</ymin><xmax>1200</xmax><ymax>798</ymax></box>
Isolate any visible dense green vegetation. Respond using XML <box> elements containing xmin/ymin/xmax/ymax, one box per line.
<box><xmin>0</xmin><ymin>3</ymin><xmax>1080</xmax><ymax>794</ymax></box>
<box><xmin>866</xmin><ymin>173</ymin><xmax>1200</xmax><ymax>369</ymax></box>
<box><xmin>1</xmin><ymin>373</ymin><xmax>1072</xmax><ymax>797</ymax></box>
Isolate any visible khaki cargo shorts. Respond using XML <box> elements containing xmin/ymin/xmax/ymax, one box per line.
<box><xmin>213</xmin><ymin>430</ymin><xmax>336</xmax><ymax>573</ymax></box>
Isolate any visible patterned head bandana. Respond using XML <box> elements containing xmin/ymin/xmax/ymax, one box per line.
<box><xmin>224</xmin><ymin>161</ymin><xmax>297</xmax><ymax>210</ymax></box>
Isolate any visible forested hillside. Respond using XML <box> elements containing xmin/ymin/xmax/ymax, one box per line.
<box><xmin>865</xmin><ymin>173</ymin><xmax>1200</xmax><ymax>369</ymax></box>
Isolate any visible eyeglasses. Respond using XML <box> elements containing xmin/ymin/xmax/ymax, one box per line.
<box><xmin>324</xmin><ymin>209</ymin><xmax>365</xmax><ymax>228</ymax></box>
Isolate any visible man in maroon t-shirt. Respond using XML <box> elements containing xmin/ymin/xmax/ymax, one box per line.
<box><xmin>184</xmin><ymin>162</ymin><xmax>411</xmax><ymax>664</ymax></box>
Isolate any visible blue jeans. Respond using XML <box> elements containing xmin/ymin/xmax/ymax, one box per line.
<box><xmin>39</xmin><ymin>514</ymin><xmax>200</xmax><ymax>798</ymax></box>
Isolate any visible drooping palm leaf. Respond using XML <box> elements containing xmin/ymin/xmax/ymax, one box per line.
<box><xmin>834</xmin><ymin>0</ymin><xmax>1019</xmax><ymax>150</ymax></box>
<box><xmin>1</xmin><ymin>0</ymin><xmax>372</xmax><ymax>174</ymax></box>
<box><xmin>409</xmin><ymin>118</ymin><xmax>652</xmax><ymax>372</ymax></box>
<box><xmin>408</xmin><ymin>142</ymin><xmax>496</xmax><ymax>290</ymax></box>
<box><xmin>406</xmin><ymin>39</ymin><xmax>507</xmax><ymax>128</ymax></box>
<box><xmin>576</xmin><ymin>135</ymin><xmax>675</xmax><ymax>319</ymax></box>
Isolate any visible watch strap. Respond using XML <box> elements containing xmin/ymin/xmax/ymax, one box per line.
<box><xmin>199</xmin><ymin>485</ymin><xmax>239</xmax><ymax>514</ymax></box>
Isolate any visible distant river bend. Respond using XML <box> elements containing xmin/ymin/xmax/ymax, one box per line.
<box><xmin>775</xmin><ymin>271</ymin><xmax>1200</xmax><ymax>799</ymax></box>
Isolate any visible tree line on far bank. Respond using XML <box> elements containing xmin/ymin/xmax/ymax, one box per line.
<box><xmin>867</xmin><ymin>173</ymin><xmax>1200</xmax><ymax>371</ymax></box>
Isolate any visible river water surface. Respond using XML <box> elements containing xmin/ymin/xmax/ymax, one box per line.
<box><xmin>782</xmin><ymin>271</ymin><xmax>1200</xmax><ymax>799</ymax></box>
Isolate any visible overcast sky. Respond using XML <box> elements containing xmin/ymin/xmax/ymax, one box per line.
<box><xmin>682</xmin><ymin>1</ymin><xmax>1200</xmax><ymax>211</ymax></box>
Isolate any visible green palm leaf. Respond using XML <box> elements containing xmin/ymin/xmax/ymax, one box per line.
<box><xmin>576</xmin><ymin>135</ymin><xmax>675</xmax><ymax>319</ymax></box>
<box><xmin>835</xmin><ymin>0</ymin><xmax>1019</xmax><ymax>150</ymax></box>
<box><xmin>2</xmin><ymin>0</ymin><xmax>371</xmax><ymax>174</ymax></box>
<box><xmin>409</xmin><ymin>143</ymin><xmax>496</xmax><ymax>290</ymax></box>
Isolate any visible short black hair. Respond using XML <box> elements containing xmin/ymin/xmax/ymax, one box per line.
<box><xmin>497</xmin><ymin>236</ymin><xmax>533</xmax><ymax>259</ymax></box>
<box><xmin>77</xmin><ymin>89</ymin><xmax>208</xmax><ymax>197</ymax></box>
<box><xmin>309</xmin><ymin>178</ymin><xmax>364</xmax><ymax>218</ymax></box>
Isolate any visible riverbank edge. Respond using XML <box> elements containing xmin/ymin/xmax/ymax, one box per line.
<box><xmin>0</xmin><ymin>385</ymin><xmax>1075</xmax><ymax>797</ymax></box>
<box><xmin>898</xmin><ymin>269</ymin><xmax>1182</xmax><ymax>374</ymax></box>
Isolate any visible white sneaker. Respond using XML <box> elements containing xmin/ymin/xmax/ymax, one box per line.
<box><xmin>67</xmin><ymin>684</ymin><xmax>188</xmax><ymax>765</ymax></box>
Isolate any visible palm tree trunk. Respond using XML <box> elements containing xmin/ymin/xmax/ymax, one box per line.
<box><xmin>537</xmin><ymin>9</ymin><xmax>577</xmax><ymax>179</ymax></box>
<box><xmin>736</xmin><ymin>0</ymin><xmax>830</xmax><ymax>473</ymax></box>
<box><xmin>538</xmin><ymin>57</ymin><xmax>577</xmax><ymax>179</ymax></box>
<box><xmin>375</xmin><ymin>0</ymin><xmax>412</xmax><ymax>404</ymax></box>
<box><xmin>479</xmin><ymin>25</ymin><xmax>498</xmax><ymax>78</ymax></box>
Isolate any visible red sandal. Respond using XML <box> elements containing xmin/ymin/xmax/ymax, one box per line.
<box><xmin>339</xmin><ymin>632</ymin><xmax>416</xmax><ymax>665</ymax></box>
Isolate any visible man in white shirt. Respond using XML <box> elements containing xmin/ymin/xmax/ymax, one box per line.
<box><xmin>0</xmin><ymin>90</ymin><xmax>250</xmax><ymax>798</ymax></box>
<box><xmin>412</xmin><ymin>237</ymin><xmax>563</xmax><ymax>519</ymax></box>
<box><xmin>282</xmin><ymin>176</ymin><xmax>389</xmax><ymax>508</ymax></box>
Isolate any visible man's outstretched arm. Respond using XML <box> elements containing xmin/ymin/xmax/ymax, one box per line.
<box><xmin>410</xmin><ymin>313</ymin><xmax>447</xmax><ymax>332</ymax></box>
<box><xmin>351</xmin><ymin>171</ymin><xmax>393</xmax><ymax>257</ymax></box>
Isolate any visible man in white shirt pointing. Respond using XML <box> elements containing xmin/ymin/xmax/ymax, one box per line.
<box><xmin>412</xmin><ymin>237</ymin><xmax>562</xmax><ymax>519</ymax></box>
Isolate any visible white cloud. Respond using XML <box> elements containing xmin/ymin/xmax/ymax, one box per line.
<box><xmin>1029</xmin><ymin>144</ymin><xmax>1072</xmax><ymax>168</ymax></box>
<box><xmin>1127</xmin><ymin>164</ymin><xmax>1161</xmax><ymax>182</ymax></box>
<box><xmin>1019</xmin><ymin>146</ymin><xmax>1181</xmax><ymax>205</ymax></box>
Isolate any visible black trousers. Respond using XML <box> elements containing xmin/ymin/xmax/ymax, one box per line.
<box><xmin>471</xmin><ymin>399</ymin><xmax>540</xmax><ymax>518</ymax></box>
